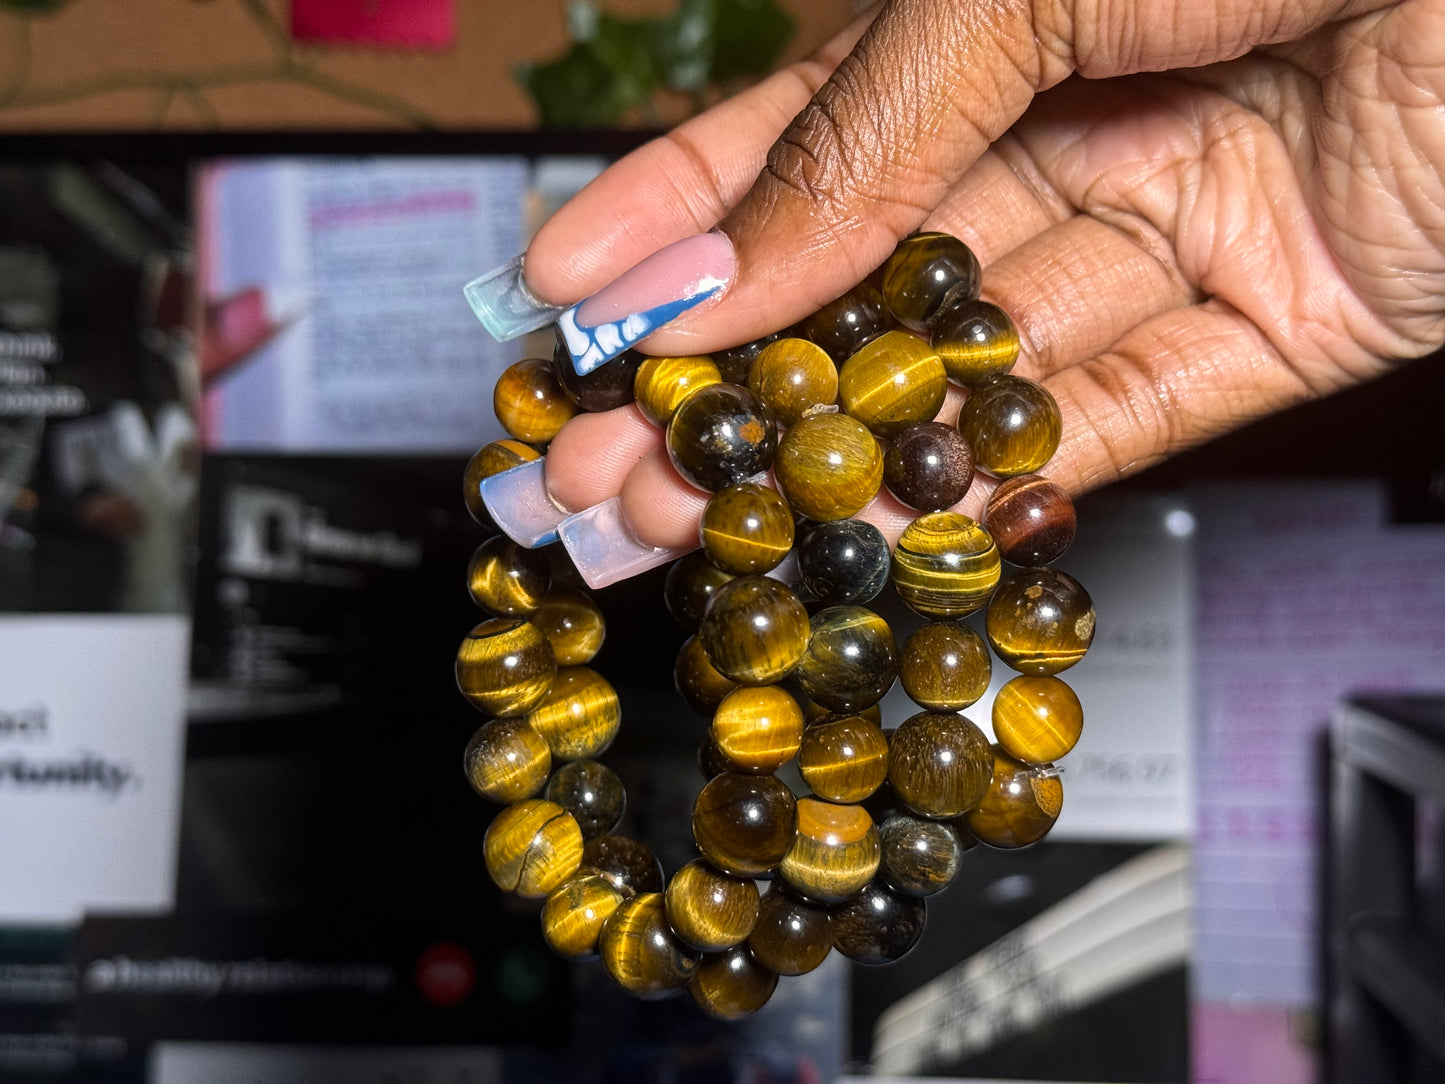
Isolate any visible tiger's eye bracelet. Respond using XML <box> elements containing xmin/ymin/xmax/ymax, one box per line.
<box><xmin>456</xmin><ymin>232</ymin><xmax>1095</xmax><ymax>1020</ymax></box>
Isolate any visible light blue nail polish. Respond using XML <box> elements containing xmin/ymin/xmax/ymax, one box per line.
<box><xmin>557</xmin><ymin>287</ymin><xmax>721</xmax><ymax>375</ymax></box>
<box><xmin>464</xmin><ymin>254</ymin><xmax>564</xmax><ymax>342</ymax></box>
<box><xmin>479</xmin><ymin>458</ymin><xmax>566</xmax><ymax>548</ymax></box>
<box><xmin>557</xmin><ymin>498</ymin><xmax>691</xmax><ymax>589</ymax></box>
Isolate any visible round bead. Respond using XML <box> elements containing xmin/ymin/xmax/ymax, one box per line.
<box><xmin>746</xmin><ymin>338</ymin><xmax>839</xmax><ymax>426</ymax></box>
<box><xmin>465</xmin><ymin>536</ymin><xmax>550</xmax><ymax>616</ymax></box>
<box><xmin>700</xmin><ymin>483</ymin><xmax>794</xmax><ymax>574</ymax></box>
<box><xmin>663</xmin><ymin>552</ymin><xmax>735</xmax><ymax>630</ymax></box>
<box><xmin>993</xmin><ymin>675</ymin><xmax>1084</xmax><ymax>764</ymax></box>
<box><xmin>832</xmin><ymin>880</ymin><xmax>927</xmax><ymax>964</ymax></box>
<box><xmin>747</xmin><ymin>886</ymin><xmax>833</xmax><ymax>975</ymax></box>
<box><xmin>665</xmin><ymin>859</ymin><xmax>761</xmax><ymax>951</ymax></box>
<box><xmin>711</xmin><ymin>685</ymin><xmax>805</xmax><ymax>773</ymax></box>
<box><xmin>666</xmin><ymin>383</ymin><xmax>778</xmax><ymax>492</ymax></box>
<box><xmin>800</xmin><ymin>283</ymin><xmax>891</xmax><ymax>362</ymax></box>
<box><xmin>888</xmin><ymin>710</ymin><xmax>993</xmax><ymax>818</ymax></box>
<box><xmin>796</xmin><ymin>520</ymin><xmax>890</xmax><ymax>606</ymax></box>
<box><xmin>838</xmin><ymin>330</ymin><xmax>947</xmax><ymax>438</ymax></box>
<box><xmin>544</xmin><ymin>759</ymin><xmax>626</xmax><ymax>838</ymax></box>
<box><xmin>541</xmin><ymin>870</ymin><xmax>625</xmax><ymax>959</ymax></box>
<box><xmin>675</xmin><ymin>634</ymin><xmax>740</xmax><ymax>714</ymax></box>
<box><xmin>965</xmin><ymin>747</ymin><xmax>1064</xmax><ymax>849</ymax></box>
<box><xmin>698</xmin><ymin>734</ymin><xmax>739</xmax><ymax>779</ymax></box>
<box><xmin>698</xmin><ymin>575</ymin><xmax>809</xmax><ymax>685</ymax></box>
<box><xmin>899</xmin><ymin>621</ymin><xmax>992</xmax><ymax>710</ymax></box>
<box><xmin>456</xmin><ymin>619</ymin><xmax>556</xmax><ymax>717</ymax></box>
<box><xmin>483</xmin><ymin>798</ymin><xmax>583</xmax><ymax>898</ymax></box>
<box><xmin>691</xmin><ymin>771</ymin><xmax>798</xmax><ymax>877</ymax></box>
<box><xmin>493</xmin><ymin>357</ymin><xmax>579</xmax><ymax>444</ymax></box>
<box><xmin>463</xmin><ymin>717</ymin><xmax>551</xmax><ymax>803</ymax></box>
<box><xmin>800</xmin><ymin>698</ymin><xmax>883</xmax><ymax>728</ymax></box>
<box><xmin>689</xmin><ymin>946</ymin><xmax>779</xmax><ymax>1020</ymax></box>
<box><xmin>891</xmin><ymin>512</ymin><xmax>1001</xmax><ymax>618</ymax></box>
<box><xmin>529</xmin><ymin>589</ymin><xmax>606</xmax><ymax>666</ymax></box>
<box><xmin>930</xmin><ymin>298</ymin><xmax>1019</xmax><ymax>386</ymax></box>
<box><xmin>712</xmin><ymin>332</ymin><xmax>781</xmax><ymax>385</ymax></box>
<box><xmin>550</xmin><ymin>340</ymin><xmax>641</xmax><ymax>412</ymax></box>
<box><xmin>774</xmin><ymin>413</ymin><xmax>883</xmax><ymax>521</ymax></box>
<box><xmin>878</xmin><ymin>813</ymin><xmax>966</xmax><ymax>897</ymax></box>
<box><xmin>634</xmin><ymin>354</ymin><xmax>722</xmax><ymax>425</ymax></box>
<box><xmin>883</xmin><ymin>422</ymin><xmax>975</xmax><ymax>512</ymax></box>
<box><xmin>780</xmin><ymin>798</ymin><xmax>881</xmax><ymax>903</ymax></box>
<box><xmin>797</xmin><ymin>715</ymin><xmax>889</xmax><ymax>804</ymax></box>
<box><xmin>599</xmin><ymin>892</ymin><xmax>699</xmax><ymax>999</ymax></box>
<box><xmin>881</xmin><ymin>232</ymin><xmax>982</xmax><ymax>332</ymax></box>
<box><xmin>956</xmin><ymin>374</ymin><xmax>1062</xmax><ymax>478</ymax></box>
<box><xmin>524</xmin><ymin>666</ymin><xmax>621</xmax><ymax>760</ymax></box>
<box><xmin>582</xmin><ymin>834</ymin><xmax>665</xmax><ymax>896</ymax></box>
<box><xmin>985</xmin><ymin>474</ymin><xmax>1077</xmax><ymax>566</ymax></box>
<box><xmin>794</xmin><ymin>605</ymin><xmax>899</xmax><ymax>713</ymax></box>
<box><xmin>985</xmin><ymin>568</ymin><xmax>1095</xmax><ymax>675</ymax></box>
<box><xmin>463</xmin><ymin>439</ymin><xmax>539</xmax><ymax>524</ymax></box>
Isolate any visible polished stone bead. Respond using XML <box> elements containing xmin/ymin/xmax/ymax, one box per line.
<box><xmin>780</xmin><ymin>798</ymin><xmax>881</xmax><ymax>903</ymax></box>
<box><xmin>831</xmin><ymin>880</ymin><xmax>927</xmax><ymax>964</ymax></box>
<box><xmin>665</xmin><ymin>858</ymin><xmax>761</xmax><ymax>951</ymax></box>
<box><xmin>747</xmin><ymin>338</ymin><xmax>839</xmax><ymax>426</ymax></box>
<box><xmin>689</xmin><ymin>945</ymin><xmax>779</xmax><ymax>1020</ymax></box>
<box><xmin>711</xmin><ymin>685</ymin><xmax>805</xmax><ymax>773</ymax></box>
<box><xmin>544</xmin><ymin>758</ymin><xmax>626</xmax><ymax>838</ymax></box>
<box><xmin>698</xmin><ymin>734</ymin><xmax>740</xmax><ymax>779</ymax></box>
<box><xmin>529</xmin><ymin>589</ymin><xmax>606</xmax><ymax>666</ymax></box>
<box><xmin>800</xmin><ymin>283</ymin><xmax>892</xmax><ymax>362</ymax></box>
<box><xmin>582</xmin><ymin>834</ymin><xmax>665</xmax><ymax>896</ymax></box>
<box><xmin>877</xmin><ymin>813</ymin><xmax>966</xmax><ymax>897</ymax></box>
<box><xmin>666</xmin><ymin>383</ymin><xmax>778</xmax><ymax>491</ymax></box>
<box><xmin>986</xmin><ymin>568</ymin><xmax>1095</xmax><ymax>675</ymax></box>
<box><xmin>675</xmin><ymin>633</ymin><xmax>740</xmax><ymax>714</ymax></box>
<box><xmin>483</xmin><ymin>798</ymin><xmax>583</xmax><ymax>898</ymax></box>
<box><xmin>957</xmin><ymin>375</ymin><xmax>1061</xmax><ymax>478</ymax></box>
<box><xmin>493</xmin><ymin>357</ymin><xmax>579</xmax><ymax>444</ymax></box>
<box><xmin>599</xmin><ymin>892</ymin><xmax>699</xmax><ymax>999</ymax></box>
<box><xmin>899</xmin><ymin>621</ymin><xmax>992</xmax><ymax>710</ymax></box>
<box><xmin>882</xmin><ymin>232</ymin><xmax>982</xmax><ymax>332</ymax></box>
<box><xmin>700</xmin><ymin>482</ymin><xmax>795</xmax><ymax>575</ymax></box>
<box><xmin>797</xmin><ymin>714</ymin><xmax>890</xmax><ymax>804</ymax></box>
<box><xmin>551</xmin><ymin>339</ymin><xmax>642</xmax><ymax>412</ymax></box>
<box><xmin>985</xmin><ymin>474</ymin><xmax>1076</xmax><ymax>566</ymax></box>
<box><xmin>993</xmin><ymin>675</ymin><xmax>1083</xmax><ymax>764</ymax></box>
<box><xmin>888</xmin><ymin>710</ymin><xmax>993</xmax><ymax>818</ymax></box>
<box><xmin>541</xmin><ymin>870</ymin><xmax>625</xmax><ymax>959</ymax></box>
<box><xmin>774</xmin><ymin>413</ymin><xmax>883</xmax><ymax>521</ymax></box>
<box><xmin>466</xmin><ymin>536</ymin><xmax>551</xmax><ymax>616</ymax></box>
<box><xmin>965</xmin><ymin>747</ymin><xmax>1063</xmax><ymax>849</ymax></box>
<box><xmin>663</xmin><ymin>552</ymin><xmax>735</xmax><ymax>630</ymax></box>
<box><xmin>699</xmin><ymin>575</ymin><xmax>810</xmax><ymax>685</ymax></box>
<box><xmin>692</xmin><ymin>771</ymin><xmax>798</xmax><ymax>877</ymax></box>
<box><xmin>931</xmin><ymin>298</ymin><xmax>1020</xmax><ymax>386</ymax></box>
<box><xmin>464</xmin><ymin>717</ymin><xmax>551</xmax><ymax>804</ymax></box>
<box><xmin>795</xmin><ymin>605</ymin><xmax>899</xmax><ymax>713</ymax></box>
<box><xmin>463</xmin><ymin>439</ymin><xmax>540</xmax><ymax>524</ymax></box>
<box><xmin>635</xmin><ymin>354</ymin><xmax>722</xmax><ymax>426</ymax></box>
<box><xmin>891</xmin><ymin>512</ymin><xmax>1002</xmax><ymax>618</ymax></box>
<box><xmin>796</xmin><ymin>520</ymin><xmax>890</xmax><ymax>606</ymax></box>
<box><xmin>456</xmin><ymin>619</ymin><xmax>556</xmax><ymax>717</ymax></box>
<box><xmin>747</xmin><ymin>885</ymin><xmax>833</xmax><ymax>975</ymax></box>
<box><xmin>838</xmin><ymin>330</ymin><xmax>947</xmax><ymax>438</ymax></box>
<box><xmin>884</xmin><ymin>422</ymin><xmax>975</xmax><ymax>512</ymax></box>
<box><xmin>524</xmin><ymin>666</ymin><xmax>621</xmax><ymax>760</ymax></box>
<box><xmin>800</xmin><ymin>698</ymin><xmax>884</xmax><ymax>728</ymax></box>
<box><xmin>713</xmin><ymin>332</ymin><xmax>781</xmax><ymax>385</ymax></box>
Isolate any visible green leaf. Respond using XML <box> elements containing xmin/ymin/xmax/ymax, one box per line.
<box><xmin>653</xmin><ymin>0</ymin><xmax>713</xmax><ymax>92</ymax></box>
<box><xmin>517</xmin><ymin>43</ymin><xmax>645</xmax><ymax>129</ymax></box>
<box><xmin>707</xmin><ymin>0</ymin><xmax>793</xmax><ymax>81</ymax></box>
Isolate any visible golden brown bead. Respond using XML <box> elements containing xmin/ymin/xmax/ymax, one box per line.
<box><xmin>992</xmin><ymin>675</ymin><xmax>1083</xmax><ymax>764</ymax></box>
<box><xmin>463</xmin><ymin>439</ymin><xmax>539</xmax><ymax>524</ymax></box>
<box><xmin>698</xmin><ymin>575</ymin><xmax>809</xmax><ymax>686</ymax></box>
<box><xmin>483</xmin><ymin>798</ymin><xmax>583</xmax><ymax>898</ymax></box>
<box><xmin>878</xmin><ymin>813</ymin><xmax>966</xmax><ymax>897</ymax></box>
<box><xmin>544</xmin><ymin>759</ymin><xmax>626</xmax><ymax>838</ymax></box>
<box><xmin>582</xmin><ymin>834</ymin><xmax>665</xmax><ymax>896</ymax></box>
<box><xmin>747</xmin><ymin>885</ymin><xmax>833</xmax><ymax>976</ymax></box>
<box><xmin>493</xmin><ymin>357</ymin><xmax>579</xmax><ymax>444</ymax></box>
<box><xmin>692</xmin><ymin>771</ymin><xmax>797</xmax><ymax>877</ymax></box>
<box><xmin>888</xmin><ymin>710</ymin><xmax>993</xmax><ymax>818</ymax></box>
<box><xmin>634</xmin><ymin>354</ymin><xmax>722</xmax><ymax>426</ymax></box>
<box><xmin>984</xmin><ymin>474</ymin><xmax>1077</xmax><ymax>567</ymax></box>
<box><xmin>794</xmin><ymin>605</ymin><xmax>899</xmax><ymax>713</ymax></box>
<box><xmin>774</xmin><ymin>413</ymin><xmax>883</xmax><ymax>521</ymax></box>
<box><xmin>956</xmin><ymin>374</ymin><xmax>1062</xmax><ymax>478</ymax></box>
<box><xmin>881</xmin><ymin>232</ymin><xmax>981</xmax><ymax>332</ymax></box>
<box><xmin>700</xmin><ymin>482</ymin><xmax>795</xmax><ymax>575</ymax></box>
<box><xmin>663</xmin><ymin>552</ymin><xmax>735</xmax><ymax>630</ymax></box>
<box><xmin>747</xmin><ymin>337</ymin><xmax>839</xmax><ymax>426</ymax></box>
<box><xmin>529</xmin><ymin>589</ymin><xmax>606</xmax><ymax>666</ymax></box>
<box><xmin>780</xmin><ymin>798</ymin><xmax>881</xmax><ymax>903</ymax></box>
<box><xmin>965</xmin><ymin>747</ymin><xmax>1064</xmax><ymax>849</ymax></box>
<box><xmin>675</xmin><ymin>633</ymin><xmax>740</xmax><ymax>714</ymax></box>
<box><xmin>832</xmin><ymin>880</ymin><xmax>927</xmax><ymax>964</ymax></box>
<box><xmin>930</xmin><ymin>298</ymin><xmax>1019</xmax><ymax>386</ymax></box>
<box><xmin>456</xmin><ymin>618</ymin><xmax>556</xmax><ymax>717</ymax></box>
<box><xmin>797</xmin><ymin>714</ymin><xmax>889</xmax><ymax>803</ymax></box>
<box><xmin>666</xmin><ymin>383</ymin><xmax>778</xmax><ymax>492</ymax></box>
<box><xmin>524</xmin><ymin>666</ymin><xmax>621</xmax><ymax>761</ymax></box>
<box><xmin>899</xmin><ymin>621</ymin><xmax>992</xmax><ymax>710</ymax></box>
<box><xmin>541</xmin><ymin>870</ymin><xmax>625</xmax><ymax>959</ymax></box>
<box><xmin>463</xmin><ymin>717</ymin><xmax>551</xmax><ymax>803</ymax></box>
<box><xmin>711</xmin><ymin>685</ymin><xmax>805</xmax><ymax>773</ymax></box>
<box><xmin>800</xmin><ymin>283</ymin><xmax>891</xmax><ymax>361</ymax></box>
<box><xmin>891</xmin><ymin>512</ymin><xmax>1001</xmax><ymax>618</ymax></box>
<box><xmin>838</xmin><ymin>330</ymin><xmax>948</xmax><ymax>438</ymax></box>
<box><xmin>985</xmin><ymin>568</ymin><xmax>1096</xmax><ymax>675</ymax></box>
<box><xmin>466</xmin><ymin>536</ymin><xmax>551</xmax><ymax>616</ymax></box>
<box><xmin>800</xmin><ymin>697</ymin><xmax>883</xmax><ymax>728</ymax></box>
<box><xmin>665</xmin><ymin>858</ymin><xmax>761</xmax><ymax>951</ymax></box>
<box><xmin>599</xmin><ymin>892</ymin><xmax>699</xmax><ymax>999</ymax></box>
<box><xmin>689</xmin><ymin>945</ymin><xmax>779</xmax><ymax>1020</ymax></box>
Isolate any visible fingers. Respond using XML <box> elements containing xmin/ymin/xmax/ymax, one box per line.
<box><xmin>543</xmin><ymin>404</ymin><xmax>660</xmax><ymax>512</ymax></box>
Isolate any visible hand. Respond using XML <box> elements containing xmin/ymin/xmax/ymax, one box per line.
<box><xmin>518</xmin><ymin>0</ymin><xmax>1445</xmax><ymax>562</ymax></box>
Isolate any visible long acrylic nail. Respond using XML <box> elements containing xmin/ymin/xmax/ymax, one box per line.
<box><xmin>557</xmin><ymin>233</ymin><xmax>735</xmax><ymax>376</ymax></box>
<box><xmin>558</xmin><ymin>497</ymin><xmax>692</xmax><ymax>588</ymax></box>
<box><xmin>479</xmin><ymin>458</ymin><xmax>568</xmax><ymax>548</ymax></box>
<box><xmin>464</xmin><ymin>254</ymin><xmax>565</xmax><ymax>341</ymax></box>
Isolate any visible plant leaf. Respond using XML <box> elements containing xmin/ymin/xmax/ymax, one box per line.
<box><xmin>708</xmin><ymin>0</ymin><xmax>793</xmax><ymax>81</ymax></box>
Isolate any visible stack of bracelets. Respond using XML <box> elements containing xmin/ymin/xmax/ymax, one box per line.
<box><xmin>456</xmin><ymin>232</ymin><xmax>1094</xmax><ymax>1020</ymax></box>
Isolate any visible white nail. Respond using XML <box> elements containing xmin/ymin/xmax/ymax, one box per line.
<box><xmin>558</xmin><ymin>498</ymin><xmax>690</xmax><ymax>588</ymax></box>
<box><xmin>478</xmin><ymin>458</ymin><xmax>567</xmax><ymax>548</ymax></box>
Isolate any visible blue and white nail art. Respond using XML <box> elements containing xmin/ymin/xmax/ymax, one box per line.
<box><xmin>557</xmin><ymin>286</ymin><xmax>723</xmax><ymax>376</ymax></box>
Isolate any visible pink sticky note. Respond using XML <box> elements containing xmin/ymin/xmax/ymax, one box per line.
<box><xmin>291</xmin><ymin>0</ymin><xmax>456</xmax><ymax>49</ymax></box>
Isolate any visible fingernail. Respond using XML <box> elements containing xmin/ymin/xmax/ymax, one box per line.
<box><xmin>464</xmin><ymin>254</ymin><xmax>564</xmax><ymax>341</ymax></box>
<box><xmin>479</xmin><ymin>458</ymin><xmax>567</xmax><ymax>548</ymax></box>
<box><xmin>557</xmin><ymin>233</ymin><xmax>735</xmax><ymax>375</ymax></box>
<box><xmin>558</xmin><ymin>497</ymin><xmax>691</xmax><ymax>589</ymax></box>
